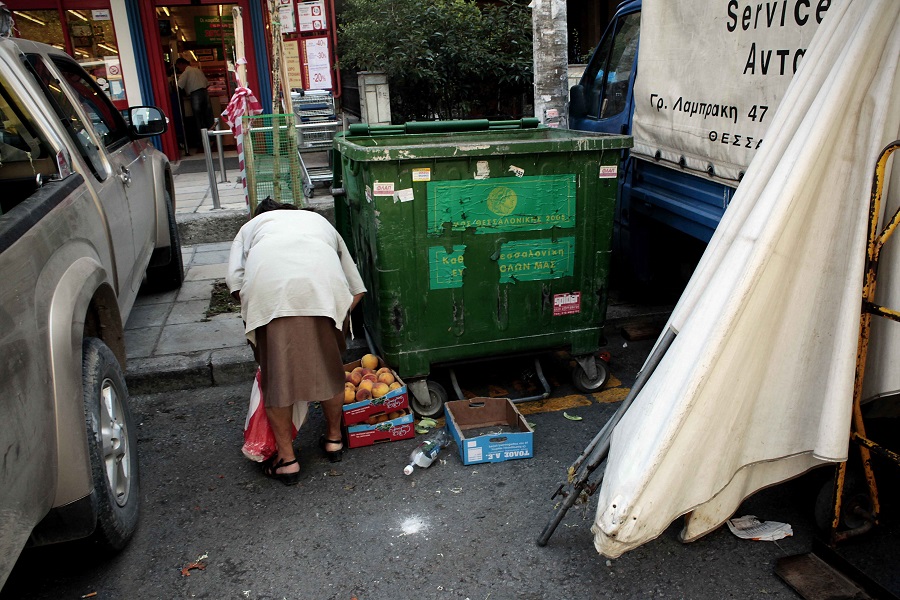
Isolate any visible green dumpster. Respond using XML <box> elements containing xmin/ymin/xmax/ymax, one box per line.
<box><xmin>333</xmin><ymin>120</ymin><xmax>632</xmax><ymax>416</ymax></box>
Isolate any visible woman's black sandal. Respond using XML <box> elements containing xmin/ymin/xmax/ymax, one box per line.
<box><xmin>319</xmin><ymin>436</ymin><xmax>344</xmax><ymax>463</ymax></box>
<box><xmin>262</xmin><ymin>457</ymin><xmax>301</xmax><ymax>486</ymax></box>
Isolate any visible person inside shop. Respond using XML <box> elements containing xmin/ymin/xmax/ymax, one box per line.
<box><xmin>174</xmin><ymin>57</ymin><xmax>213</xmax><ymax>151</ymax></box>
<box><xmin>226</xmin><ymin>198</ymin><xmax>366</xmax><ymax>486</ymax></box>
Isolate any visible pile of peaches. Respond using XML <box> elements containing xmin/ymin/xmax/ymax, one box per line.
<box><xmin>344</xmin><ymin>353</ymin><xmax>402</xmax><ymax>404</ymax></box>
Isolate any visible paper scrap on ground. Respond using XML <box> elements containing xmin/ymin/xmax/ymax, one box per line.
<box><xmin>727</xmin><ymin>515</ymin><xmax>793</xmax><ymax>541</ymax></box>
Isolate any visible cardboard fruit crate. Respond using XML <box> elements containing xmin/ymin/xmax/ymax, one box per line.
<box><xmin>342</xmin><ymin>356</ymin><xmax>410</xmax><ymax>426</ymax></box>
<box><xmin>345</xmin><ymin>410</ymin><xmax>415</xmax><ymax>448</ymax></box>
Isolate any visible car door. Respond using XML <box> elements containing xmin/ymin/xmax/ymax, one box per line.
<box><xmin>24</xmin><ymin>53</ymin><xmax>145</xmax><ymax>301</ymax></box>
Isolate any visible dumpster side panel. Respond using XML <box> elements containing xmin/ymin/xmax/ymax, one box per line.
<box><xmin>336</xmin><ymin>128</ymin><xmax>630</xmax><ymax>379</ymax></box>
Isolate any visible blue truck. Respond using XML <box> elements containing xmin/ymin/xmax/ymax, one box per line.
<box><xmin>570</xmin><ymin>0</ymin><xmax>834</xmax><ymax>292</ymax></box>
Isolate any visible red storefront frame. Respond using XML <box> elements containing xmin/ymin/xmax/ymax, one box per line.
<box><xmin>145</xmin><ymin>0</ymin><xmax>261</xmax><ymax>160</ymax></box>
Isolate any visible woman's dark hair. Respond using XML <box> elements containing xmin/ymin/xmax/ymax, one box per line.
<box><xmin>253</xmin><ymin>197</ymin><xmax>299</xmax><ymax>217</ymax></box>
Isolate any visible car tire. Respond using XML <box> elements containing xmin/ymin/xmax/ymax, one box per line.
<box><xmin>145</xmin><ymin>190</ymin><xmax>184</xmax><ymax>292</ymax></box>
<box><xmin>82</xmin><ymin>337</ymin><xmax>140</xmax><ymax>550</ymax></box>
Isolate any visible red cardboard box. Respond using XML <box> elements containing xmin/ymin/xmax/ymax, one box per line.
<box><xmin>346</xmin><ymin>411</ymin><xmax>415</xmax><ymax>449</ymax></box>
<box><xmin>341</xmin><ymin>357</ymin><xmax>410</xmax><ymax>427</ymax></box>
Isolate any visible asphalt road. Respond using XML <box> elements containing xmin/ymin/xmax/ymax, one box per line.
<box><xmin>2</xmin><ymin>327</ymin><xmax>896</xmax><ymax>600</ymax></box>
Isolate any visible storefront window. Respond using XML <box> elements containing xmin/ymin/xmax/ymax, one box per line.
<box><xmin>9</xmin><ymin>5</ymin><xmax>126</xmax><ymax>107</ymax></box>
<box><xmin>10</xmin><ymin>10</ymin><xmax>65</xmax><ymax>49</ymax></box>
<box><xmin>66</xmin><ymin>9</ymin><xmax>125</xmax><ymax>103</ymax></box>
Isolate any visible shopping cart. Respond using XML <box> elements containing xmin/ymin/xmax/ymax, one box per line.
<box><xmin>292</xmin><ymin>90</ymin><xmax>341</xmax><ymax>198</ymax></box>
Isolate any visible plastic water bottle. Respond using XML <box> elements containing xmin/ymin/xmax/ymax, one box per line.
<box><xmin>403</xmin><ymin>429</ymin><xmax>451</xmax><ymax>475</ymax></box>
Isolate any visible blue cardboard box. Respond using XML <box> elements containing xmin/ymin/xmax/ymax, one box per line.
<box><xmin>444</xmin><ymin>398</ymin><xmax>534</xmax><ymax>465</ymax></box>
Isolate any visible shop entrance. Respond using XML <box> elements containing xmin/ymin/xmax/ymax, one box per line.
<box><xmin>155</xmin><ymin>3</ymin><xmax>238</xmax><ymax>156</ymax></box>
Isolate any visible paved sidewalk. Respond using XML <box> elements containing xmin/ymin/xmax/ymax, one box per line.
<box><xmin>124</xmin><ymin>151</ymin><xmax>343</xmax><ymax>393</ymax></box>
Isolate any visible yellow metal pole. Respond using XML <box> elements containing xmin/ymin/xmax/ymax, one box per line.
<box><xmin>831</xmin><ymin>140</ymin><xmax>900</xmax><ymax>545</ymax></box>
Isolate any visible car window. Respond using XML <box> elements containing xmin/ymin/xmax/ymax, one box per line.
<box><xmin>0</xmin><ymin>75</ymin><xmax>56</xmax><ymax>215</ymax></box>
<box><xmin>581</xmin><ymin>12</ymin><xmax>641</xmax><ymax>120</ymax></box>
<box><xmin>24</xmin><ymin>54</ymin><xmax>127</xmax><ymax>179</ymax></box>
<box><xmin>600</xmin><ymin>13</ymin><xmax>640</xmax><ymax>119</ymax></box>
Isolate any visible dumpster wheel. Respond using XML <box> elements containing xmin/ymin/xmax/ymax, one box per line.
<box><xmin>409</xmin><ymin>380</ymin><xmax>448</xmax><ymax>418</ymax></box>
<box><xmin>571</xmin><ymin>356</ymin><xmax>610</xmax><ymax>394</ymax></box>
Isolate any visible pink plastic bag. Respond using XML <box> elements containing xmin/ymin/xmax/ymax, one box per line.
<box><xmin>242</xmin><ymin>368</ymin><xmax>308</xmax><ymax>462</ymax></box>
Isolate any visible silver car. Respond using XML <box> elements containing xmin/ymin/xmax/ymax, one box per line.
<box><xmin>0</xmin><ymin>36</ymin><xmax>182</xmax><ymax>587</ymax></box>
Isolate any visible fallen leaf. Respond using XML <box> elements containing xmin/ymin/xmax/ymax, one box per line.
<box><xmin>563</xmin><ymin>412</ymin><xmax>583</xmax><ymax>421</ymax></box>
<box><xmin>181</xmin><ymin>561</ymin><xmax>206</xmax><ymax>577</ymax></box>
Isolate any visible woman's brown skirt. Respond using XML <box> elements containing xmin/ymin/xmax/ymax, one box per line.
<box><xmin>252</xmin><ymin>315</ymin><xmax>346</xmax><ymax>408</ymax></box>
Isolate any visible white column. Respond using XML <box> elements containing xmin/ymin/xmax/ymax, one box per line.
<box><xmin>110</xmin><ymin>2</ymin><xmax>142</xmax><ymax>106</ymax></box>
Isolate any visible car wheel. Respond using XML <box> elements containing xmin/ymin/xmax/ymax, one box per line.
<box><xmin>82</xmin><ymin>337</ymin><xmax>140</xmax><ymax>550</ymax></box>
<box><xmin>145</xmin><ymin>190</ymin><xmax>184</xmax><ymax>292</ymax></box>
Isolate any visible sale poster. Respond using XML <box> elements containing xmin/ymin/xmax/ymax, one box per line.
<box><xmin>302</xmin><ymin>37</ymin><xmax>332</xmax><ymax>90</ymax></box>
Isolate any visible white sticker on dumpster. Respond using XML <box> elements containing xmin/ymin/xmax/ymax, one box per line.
<box><xmin>599</xmin><ymin>165</ymin><xmax>618</xmax><ymax>179</ymax></box>
<box><xmin>394</xmin><ymin>188</ymin><xmax>414</xmax><ymax>203</ymax></box>
<box><xmin>412</xmin><ymin>168</ymin><xmax>431</xmax><ymax>182</ymax></box>
<box><xmin>373</xmin><ymin>182</ymin><xmax>395</xmax><ymax>196</ymax></box>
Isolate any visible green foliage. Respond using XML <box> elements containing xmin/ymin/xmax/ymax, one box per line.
<box><xmin>338</xmin><ymin>0</ymin><xmax>533</xmax><ymax>122</ymax></box>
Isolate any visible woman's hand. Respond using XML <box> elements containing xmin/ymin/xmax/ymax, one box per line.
<box><xmin>350</xmin><ymin>292</ymin><xmax>365</xmax><ymax>312</ymax></box>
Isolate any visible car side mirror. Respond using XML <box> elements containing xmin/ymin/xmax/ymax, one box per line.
<box><xmin>569</xmin><ymin>84</ymin><xmax>587</xmax><ymax>119</ymax></box>
<box><xmin>128</xmin><ymin>106</ymin><xmax>168</xmax><ymax>137</ymax></box>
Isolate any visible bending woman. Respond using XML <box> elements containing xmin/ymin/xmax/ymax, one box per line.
<box><xmin>227</xmin><ymin>199</ymin><xmax>366</xmax><ymax>485</ymax></box>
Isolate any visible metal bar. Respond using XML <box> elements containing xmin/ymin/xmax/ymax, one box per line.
<box><xmin>448</xmin><ymin>368</ymin><xmax>465</xmax><ymax>401</ymax></box>
<box><xmin>537</xmin><ymin>327</ymin><xmax>678</xmax><ymax>547</ymax></box>
<box><xmin>571</xmin><ymin>327</ymin><xmax>678</xmax><ymax>475</ymax></box>
<box><xmin>213</xmin><ymin>119</ymin><xmax>228</xmax><ymax>183</ymax></box>
<box><xmin>851</xmin><ymin>431</ymin><xmax>900</xmax><ymax>464</ymax></box>
<box><xmin>200</xmin><ymin>128</ymin><xmax>221</xmax><ymax>210</ymax></box>
<box><xmin>862</xmin><ymin>301</ymin><xmax>900</xmax><ymax>323</ymax></box>
<box><xmin>830</xmin><ymin>141</ymin><xmax>900</xmax><ymax>546</ymax></box>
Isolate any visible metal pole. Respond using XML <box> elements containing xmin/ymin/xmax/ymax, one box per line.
<box><xmin>536</xmin><ymin>327</ymin><xmax>678</xmax><ymax>547</ymax></box>
<box><xmin>213</xmin><ymin>120</ymin><xmax>228</xmax><ymax>183</ymax></box>
<box><xmin>201</xmin><ymin>128</ymin><xmax>221</xmax><ymax>210</ymax></box>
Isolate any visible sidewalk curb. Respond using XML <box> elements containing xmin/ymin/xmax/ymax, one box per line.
<box><xmin>124</xmin><ymin>310</ymin><xmax>671</xmax><ymax>394</ymax></box>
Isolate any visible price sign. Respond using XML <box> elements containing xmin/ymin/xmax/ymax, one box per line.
<box><xmin>297</xmin><ymin>0</ymin><xmax>327</xmax><ymax>32</ymax></box>
<box><xmin>301</xmin><ymin>36</ymin><xmax>332</xmax><ymax>90</ymax></box>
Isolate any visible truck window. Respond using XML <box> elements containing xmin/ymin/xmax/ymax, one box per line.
<box><xmin>0</xmin><ymin>78</ymin><xmax>55</xmax><ymax>215</ymax></box>
<box><xmin>582</xmin><ymin>12</ymin><xmax>641</xmax><ymax>120</ymax></box>
<box><xmin>24</xmin><ymin>54</ymin><xmax>127</xmax><ymax>179</ymax></box>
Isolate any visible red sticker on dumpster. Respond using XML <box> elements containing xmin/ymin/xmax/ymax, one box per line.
<box><xmin>553</xmin><ymin>292</ymin><xmax>581</xmax><ymax>316</ymax></box>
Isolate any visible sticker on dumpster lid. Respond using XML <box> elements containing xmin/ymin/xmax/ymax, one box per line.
<box><xmin>553</xmin><ymin>292</ymin><xmax>581</xmax><ymax>316</ymax></box>
<box><xmin>599</xmin><ymin>165</ymin><xmax>618</xmax><ymax>178</ymax></box>
<box><xmin>412</xmin><ymin>168</ymin><xmax>431</xmax><ymax>182</ymax></box>
<box><xmin>373</xmin><ymin>182</ymin><xmax>395</xmax><ymax>196</ymax></box>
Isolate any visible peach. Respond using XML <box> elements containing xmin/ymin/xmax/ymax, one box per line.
<box><xmin>346</xmin><ymin>371</ymin><xmax>362</xmax><ymax>385</ymax></box>
<box><xmin>372</xmin><ymin>382</ymin><xmax>390</xmax><ymax>398</ymax></box>
<box><xmin>358</xmin><ymin>379</ymin><xmax>374</xmax><ymax>392</ymax></box>
<box><xmin>387</xmin><ymin>411</ymin><xmax>401</xmax><ymax>420</ymax></box>
<box><xmin>388</xmin><ymin>382</ymin><xmax>402</xmax><ymax>391</ymax></box>
<box><xmin>361</xmin><ymin>353</ymin><xmax>379</xmax><ymax>370</ymax></box>
<box><xmin>366</xmin><ymin>416</ymin><xmax>378</xmax><ymax>425</ymax></box>
<box><xmin>362</xmin><ymin>373</ymin><xmax>378</xmax><ymax>383</ymax></box>
<box><xmin>344</xmin><ymin>388</ymin><xmax>356</xmax><ymax>404</ymax></box>
<box><xmin>375</xmin><ymin>414</ymin><xmax>388</xmax><ymax>423</ymax></box>
<box><xmin>376</xmin><ymin>367</ymin><xmax>392</xmax><ymax>376</ymax></box>
<box><xmin>377</xmin><ymin>371</ymin><xmax>395</xmax><ymax>385</ymax></box>
<box><xmin>355</xmin><ymin>388</ymin><xmax>372</xmax><ymax>401</ymax></box>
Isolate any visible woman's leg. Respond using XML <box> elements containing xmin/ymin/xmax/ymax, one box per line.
<box><xmin>266</xmin><ymin>406</ymin><xmax>300</xmax><ymax>473</ymax></box>
<box><xmin>321</xmin><ymin>392</ymin><xmax>344</xmax><ymax>450</ymax></box>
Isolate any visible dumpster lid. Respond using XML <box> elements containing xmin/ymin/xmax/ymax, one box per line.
<box><xmin>334</xmin><ymin>127</ymin><xmax>633</xmax><ymax>161</ymax></box>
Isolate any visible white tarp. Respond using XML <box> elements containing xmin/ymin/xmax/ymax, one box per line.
<box><xmin>593</xmin><ymin>0</ymin><xmax>900</xmax><ymax>558</ymax></box>
<box><xmin>632</xmin><ymin>0</ymin><xmax>836</xmax><ymax>185</ymax></box>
